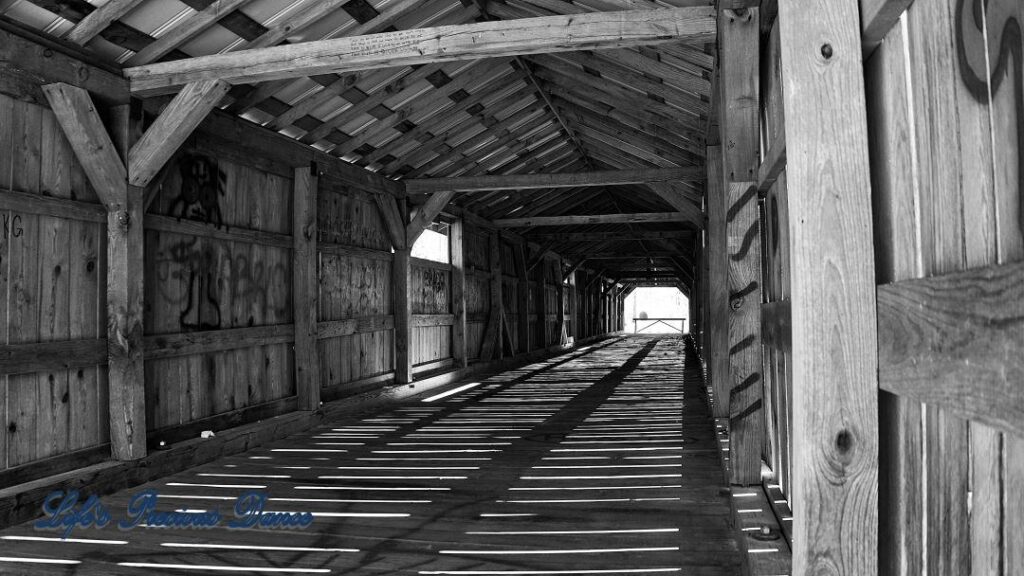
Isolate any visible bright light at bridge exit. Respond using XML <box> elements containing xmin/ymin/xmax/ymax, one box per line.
<box><xmin>624</xmin><ymin>287</ymin><xmax>688</xmax><ymax>334</ymax></box>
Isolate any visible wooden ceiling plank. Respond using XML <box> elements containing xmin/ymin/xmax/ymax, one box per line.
<box><xmin>320</xmin><ymin>59</ymin><xmax>510</xmax><ymax>151</ymax></box>
<box><xmin>552</xmin><ymin>94</ymin><xmax>704</xmax><ymax>159</ymax></box>
<box><xmin>548</xmin><ymin>50</ymin><xmax>710</xmax><ymax>114</ymax></box>
<box><xmin>64</xmin><ymin>0</ymin><xmax>146</xmax><ymax>45</ymax></box>
<box><xmin>407</xmin><ymin>112</ymin><xmax>556</xmax><ymax>178</ymax></box>
<box><xmin>542</xmin><ymin>81</ymin><xmax>704</xmax><ymax>144</ymax></box>
<box><xmin>576</xmin><ymin>127</ymin><xmax>680</xmax><ymax>168</ymax></box>
<box><xmin>126</xmin><ymin>0</ymin><xmax>256</xmax><ymax>66</ymax></box>
<box><xmin>124</xmin><ymin>8</ymin><xmax>717</xmax><ymax>95</ymax></box>
<box><xmin>570</xmin><ymin>112</ymin><xmax>701</xmax><ymax>166</ymax></box>
<box><xmin>372</xmin><ymin>79</ymin><xmax>534</xmax><ymax>169</ymax></box>
<box><xmin>529</xmin><ymin>53</ymin><xmax>703</xmax><ymax>121</ymax></box>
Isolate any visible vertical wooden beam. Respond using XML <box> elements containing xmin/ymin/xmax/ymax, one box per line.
<box><xmin>393</xmin><ymin>247</ymin><xmax>413</xmax><ymax>383</ymax></box>
<box><xmin>778</xmin><ymin>0</ymin><xmax>879</xmax><ymax>572</ymax></box>
<box><xmin>556</xmin><ymin>266</ymin><xmax>566</xmax><ymax>344</ymax></box>
<box><xmin>479</xmin><ymin>231</ymin><xmax>503</xmax><ymax>360</ymax></box>
<box><xmin>537</xmin><ymin>256</ymin><xmax>548</xmax><ymax>347</ymax></box>
<box><xmin>516</xmin><ymin>244</ymin><xmax>530</xmax><ymax>352</ymax></box>
<box><xmin>490</xmin><ymin>231</ymin><xmax>504</xmax><ymax>358</ymax></box>
<box><xmin>450</xmin><ymin>218</ymin><xmax>468</xmax><ymax>368</ymax></box>
<box><xmin>720</xmin><ymin>6</ymin><xmax>765</xmax><ymax>486</ymax></box>
<box><xmin>293</xmin><ymin>163</ymin><xmax>319</xmax><ymax>411</ymax></box>
<box><xmin>706</xmin><ymin>146</ymin><xmax>729</xmax><ymax>417</ymax></box>
<box><xmin>107</xmin><ymin>186</ymin><xmax>146</xmax><ymax>460</ymax></box>
<box><xmin>108</xmin><ymin>102</ymin><xmax>145</xmax><ymax>461</ymax></box>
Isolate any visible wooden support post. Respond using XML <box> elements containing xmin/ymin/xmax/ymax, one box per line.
<box><xmin>556</xmin><ymin>268</ymin><xmax>566</xmax><ymax>345</ymax></box>
<box><xmin>293</xmin><ymin>163</ymin><xmax>320</xmax><ymax>411</ymax></box>
<box><xmin>537</xmin><ymin>257</ymin><xmax>548</xmax><ymax>347</ymax></box>
<box><xmin>516</xmin><ymin>244</ymin><xmax>530</xmax><ymax>353</ymax></box>
<box><xmin>106</xmin><ymin>185</ymin><xmax>146</xmax><ymax>460</ymax></box>
<box><xmin>450</xmin><ymin>219</ymin><xmax>468</xmax><ymax>368</ymax></box>
<box><xmin>720</xmin><ymin>6</ymin><xmax>764</xmax><ymax>486</ymax></box>
<box><xmin>706</xmin><ymin>146</ymin><xmax>729</xmax><ymax>417</ymax></box>
<box><xmin>778</xmin><ymin>0</ymin><xmax>878</xmax><ymax>572</ymax></box>
<box><xmin>393</xmin><ymin>248</ymin><xmax>413</xmax><ymax>383</ymax></box>
<box><xmin>479</xmin><ymin>231</ymin><xmax>503</xmax><ymax>360</ymax></box>
<box><xmin>42</xmin><ymin>84</ymin><xmax>147</xmax><ymax>461</ymax></box>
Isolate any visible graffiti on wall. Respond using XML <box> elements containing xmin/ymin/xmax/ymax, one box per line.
<box><xmin>957</xmin><ymin>0</ymin><xmax>1024</xmax><ymax>237</ymax></box>
<box><xmin>170</xmin><ymin>154</ymin><xmax>227</xmax><ymax>229</ymax></box>
<box><xmin>155</xmin><ymin>237</ymin><xmax>289</xmax><ymax>331</ymax></box>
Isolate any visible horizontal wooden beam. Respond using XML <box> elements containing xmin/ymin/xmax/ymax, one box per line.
<box><xmin>494</xmin><ymin>212</ymin><xmax>691</xmax><ymax>228</ymax></box>
<box><xmin>124</xmin><ymin>8</ymin><xmax>716</xmax><ymax>95</ymax></box>
<box><xmin>528</xmin><ymin>231</ymin><xmax>694</xmax><ymax>242</ymax></box>
<box><xmin>412</xmin><ymin>314</ymin><xmax>456</xmax><ymax>327</ymax></box>
<box><xmin>878</xmin><ymin>261</ymin><xmax>1024</xmax><ymax>437</ymax></box>
<box><xmin>318</xmin><ymin>316</ymin><xmax>395</xmax><ymax>339</ymax></box>
<box><xmin>405</xmin><ymin>167</ymin><xmax>706</xmax><ymax>194</ymax></box>
<box><xmin>0</xmin><ymin>339</ymin><xmax>108</xmax><ymax>375</ymax></box>
<box><xmin>144</xmin><ymin>325</ymin><xmax>294</xmax><ymax>360</ymax></box>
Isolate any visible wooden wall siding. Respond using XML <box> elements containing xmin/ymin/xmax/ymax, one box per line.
<box><xmin>464</xmin><ymin>224</ymin><xmax>490</xmax><ymax>360</ymax></box>
<box><xmin>144</xmin><ymin>154</ymin><xmax>294</xmax><ymax>432</ymax></box>
<box><xmin>865</xmin><ymin>1</ymin><xmax>1024</xmax><ymax>573</ymax></box>
<box><xmin>410</xmin><ymin>259</ymin><xmax>452</xmax><ymax>366</ymax></box>
<box><xmin>317</xmin><ymin>180</ymin><xmax>393</xmax><ymax>393</ymax></box>
<box><xmin>0</xmin><ymin>93</ymin><xmax>109</xmax><ymax>471</ymax></box>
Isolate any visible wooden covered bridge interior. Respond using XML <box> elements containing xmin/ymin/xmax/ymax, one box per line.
<box><xmin>0</xmin><ymin>0</ymin><xmax>1021</xmax><ymax>574</ymax></box>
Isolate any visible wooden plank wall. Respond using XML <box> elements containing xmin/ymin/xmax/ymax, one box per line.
<box><xmin>410</xmin><ymin>257</ymin><xmax>452</xmax><ymax>370</ymax></box>
<box><xmin>144</xmin><ymin>150</ymin><xmax>295</xmax><ymax>436</ymax></box>
<box><xmin>864</xmin><ymin>1</ymin><xmax>1024</xmax><ymax>573</ymax></box>
<box><xmin>0</xmin><ymin>90</ymin><xmax>110</xmax><ymax>480</ymax></box>
<box><xmin>318</xmin><ymin>177</ymin><xmax>393</xmax><ymax>398</ymax></box>
<box><xmin>464</xmin><ymin>223</ymin><xmax>490</xmax><ymax>360</ymax></box>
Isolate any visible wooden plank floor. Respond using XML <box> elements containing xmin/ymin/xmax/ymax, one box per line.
<box><xmin>0</xmin><ymin>336</ymin><xmax>744</xmax><ymax>575</ymax></box>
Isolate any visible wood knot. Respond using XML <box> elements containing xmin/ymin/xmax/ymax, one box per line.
<box><xmin>820</xmin><ymin>43</ymin><xmax>834</xmax><ymax>60</ymax></box>
<box><xmin>835</xmin><ymin>429</ymin><xmax>853</xmax><ymax>454</ymax></box>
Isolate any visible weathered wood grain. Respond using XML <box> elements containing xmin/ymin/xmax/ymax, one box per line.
<box><xmin>406</xmin><ymin>168</ymin><xmax>705</xmax><ymax>194</ymax></box>
<box><xmin>778</xmin><ymin>0</ymin><xmax>880</xmax><ymax>572</ymax></box>
<box><xmin>705</xmin><ymin>146</ymin><xmax>729</xmax><ymax>418</ymax></box>
<box><xmin>40</xmin><ymin>83</ymin><xmax>126</xmax><ymax>208</ymax></box>
<box><xmin>877</xmin><ymin>262</ymin><xmax>1023</xmax><ymax>434</ymax></box>
<box><xmin>63</xmin><ymin>0</ymin><xmax>147</xmax><ymax>45</ymax></box>
<box><xmin>293</xmin><ymin>164</ymin><xmax>319</xmax><ymax>411</ymax></box>
<box><xmin>124</xmin><ymin>8</ymin><xmax>717</xmax><ymax>95</ymax></box>
<box><xmin>393</xmin><ymin>248</ymin><xmax>413</xmax><ymax>384</ymax></box>
<box><xmin>107</xmin><ymin>185</ymin><xmax>147</xmax><ymax>461</ymax></box>
<box><xmin>128</xmin><ymin>79</ymin><xmax>231</xmax><ymax>187</ymax></box>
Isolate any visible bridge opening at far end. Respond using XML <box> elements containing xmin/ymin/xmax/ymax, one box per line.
<box><xmin>624</xmin><ymin>287</ymin><xmax>689</xmax><ymax>335</ymax></box>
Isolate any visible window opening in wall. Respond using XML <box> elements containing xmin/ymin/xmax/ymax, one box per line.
<box><xmin>411</xmin><ymin>221</ymin><xmax>450</xmax><ymax>263</ymax></box>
